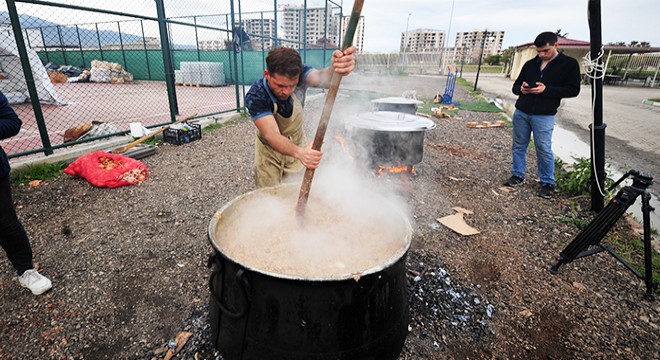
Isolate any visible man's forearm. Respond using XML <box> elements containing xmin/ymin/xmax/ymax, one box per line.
<box><xmin>263</xmin><ymin>132</ymin><xmax>302</xmax><ymax>160</ymax></box>
<box><xmin>319</xmin><ymin>66</ymin><xmax>336</xmax><ymax>88</ymax></box>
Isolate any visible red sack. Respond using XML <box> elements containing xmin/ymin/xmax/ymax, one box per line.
<box><xmin>64</xmin><ymin>151</ymin><xmax>148</xmax><ymax>188</ymax></box>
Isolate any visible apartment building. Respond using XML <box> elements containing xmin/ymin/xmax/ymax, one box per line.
<box><xmin>400</xmin><ymin>28</ymin><xmax>445</xmax><ymax>52</ymax></box>
<box><xmin>338</xmin><ymin>15</ymin><xmax>365</xmax><ymax>53</ymax></box>
<box><xmin>281</xmin><ymin>4</ymin><xmax>340</xmax><ymax>48</ymax></box>
<box><xmin>240</xmin><ymin>17</ymin><xmax>276</xmax><ymax>50</ymax></box>
<box><xmin>454</xmin><ymin>29</ymin><xmax>505</xmax><ymax>63</ymax></box>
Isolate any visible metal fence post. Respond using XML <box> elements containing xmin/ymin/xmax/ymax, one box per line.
<box><xmin>238</xmin><ymin>0</ymin><xmax>246</xmax><ymax>100</ymax></box>
<box><xmin>39</xmin><ymin>27</ymin><xmax>50</xmax><ymax>63</ymax></box>
<box><xmin>230</xmin><ymin>0</ymin><xmax>241</xmax><ymax>111</ymax></box>
<box><xmin>140</xmin><ymin>20</ymin><xmax>152</xmax><ymax>79</ymax></box>
<box><xmin>193</xmin><ymin>16</ymin><xmax>201</xmax><ymax>62</ymax></box>
<box><xmin>273</xmin><ymin>0</ymin><xmax>278</xmax><ymax>47</ymax></box>
<box><xmin>303</xmin><ymin>0</ymin><xmax>307</xmax><ymax>62</ymax></box>
<box><xmin>117</xmin><ymin>22</ymin><xmax>128</xmax><ymax>71</ymax></box>
<box><xmin>75</xmin><ymin>24</ymin><xmax>85</xmax><ymax>67</ymax></box>
<box><xmin>155</xmin><ymin>0</ymin><xmax>179</xmax><ymax>119</ymax></box>
<box><xmin>95</xmin><ymin>23</ymin><xmax>105</xmax><ymax>60</ymax></box>
<box><xmin>56</xmin><ymin>25</ymin><xmax>68</xmax><ymax>65</ymax></box>
<box><xmin>6</xmin><ymin>0</ymin><xmax>53</xmax><ymax>155</ymax></box>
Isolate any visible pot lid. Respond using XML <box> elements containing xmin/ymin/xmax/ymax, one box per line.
<box><xmin>346</xmin><ymin>111</ymin><xmax>436</xmax><ymax>132</ymax></box>
<box><xmin>371</xmin><ymin>96</ymin><xmax>424</xmax><ymax>105</ymax></box>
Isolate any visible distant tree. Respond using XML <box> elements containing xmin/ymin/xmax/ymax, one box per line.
<box><xmin>484</xmin><ymin>54</ymin><xmax>501</xmax><ymax>65</ymax></box>
<box><xmin>629</xmin><ymin>40</ymin><xmax>639</xmax><ymax>47</ymax></box>
<box><xmin>640</xmin><ymin>41</ymin><xmax>651</xmax><ymax>48</ymax></box>
<box><xmin>500</xmin><ymin>46</ymin><xmax>515</xmax><ymax>65</ymax></box>
<box><xmin>555</xmin><ymin>29</ymin><xmax>569</xmax><ymax>38</ymax></box>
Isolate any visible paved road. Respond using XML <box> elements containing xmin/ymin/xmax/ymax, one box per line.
<box><xmin>464</xmin><ymin>73</ymin><xmax>660</xmax><ymax>192</ymax></box>
<box><xmin>464</xmin><ymin>73</ymin><xmax>660</xmax><ymax>234</ymax></box>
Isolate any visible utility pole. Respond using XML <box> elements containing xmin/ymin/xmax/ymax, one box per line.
<box><xmin>474</xmin><ymin>29</ymin><xmax>489</xmax><ymax>92</ymax></box>
<box><xmin>404</xmin><ymin>13</ymin><xmax>411</xmax><ymax>52</ymax></box>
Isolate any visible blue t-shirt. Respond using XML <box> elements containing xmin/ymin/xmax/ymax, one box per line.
<box><xmin>245</xmin><ymin>65</ymin><xmax>313</xmax><ymax>121</ymax></box>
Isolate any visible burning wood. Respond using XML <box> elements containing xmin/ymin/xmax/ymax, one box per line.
<box><xmin>377</xmin><ymin>164</ymin><xmax>415</xmax><ymax>175</ymax></box>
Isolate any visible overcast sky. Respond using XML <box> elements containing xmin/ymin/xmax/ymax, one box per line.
<box><xmin>7</xmin><ymin>0</ymin><xmax>659</xmax><ymax>52</ymax></box>
<box><xmin>352</xmin><ymin>0</ymin><xmax>660</xmax><ymax>52</ymax></box>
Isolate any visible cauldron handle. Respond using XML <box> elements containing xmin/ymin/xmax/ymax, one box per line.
<box><xmin>209</xmin><ymin>261</ymin><xmax>251</xmax><ymax>319</ymax></box>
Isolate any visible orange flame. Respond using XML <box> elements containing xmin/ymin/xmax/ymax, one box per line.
<box><xmin>377</xmin><ymin>164</ymin><xmax>415</xmax><ymax>175</ymax></box>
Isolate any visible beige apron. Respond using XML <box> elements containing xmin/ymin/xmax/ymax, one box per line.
<box><xmin>254</xmin><ymin>94</ymin><xmax>304</xmax><ymax>188</ymax></box>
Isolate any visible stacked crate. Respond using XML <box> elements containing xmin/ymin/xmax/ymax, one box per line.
<box><xmin>175</xmin><ymin>62</ymin><xmax>225</xmax><ymax>86</ymax></box>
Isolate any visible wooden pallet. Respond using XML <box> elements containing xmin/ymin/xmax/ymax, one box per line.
<box><xmin>467</xmin><ymin>120</ymin><xmax>506</xmax><ymax>129</ymax></box>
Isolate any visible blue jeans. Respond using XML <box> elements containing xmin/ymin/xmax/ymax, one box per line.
<box><xmin>511</xmin><ymin>109</ymin><xmax>556</xmax><ymax>186</ymax></box>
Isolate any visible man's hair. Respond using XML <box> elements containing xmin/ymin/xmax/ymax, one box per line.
<box><xmin>266</xmin><ymin>47</ymin><xmax>303</xmax><ymax>78</ymax></box>
<box><xmin>534</xmin><ymin>32</ymin><xmax>558</xmax><ymax>47</ymax></box>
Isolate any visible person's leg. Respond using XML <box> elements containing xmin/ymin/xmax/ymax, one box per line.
<box><xmin>511</xmin><ymin>109</ymin><xmax>532</xmax><ymax>179</ymax></box>
<box><xmin>530</xmin><ymin>115</ymin><xmax>556</xmax><ymax>186</ymax></box>
<box><xmin>0</xmin><ymin>173</ymin><xmax>34</xmax><ymax>275</ymax></box>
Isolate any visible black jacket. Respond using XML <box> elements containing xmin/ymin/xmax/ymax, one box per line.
<box><xmin>512</xmin><ymin>52</ymin><xmax>581</xmax><ymax>115</ymax></box>
<box><xmin>0</xmin><ymin>92</ymin><xmax>22</xmax><ymax>177</ymax></box>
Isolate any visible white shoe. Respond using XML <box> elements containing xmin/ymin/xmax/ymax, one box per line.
<box><xmin>18</xmin><ymin>269</ymin><xmax>52</xmax><ymax>295</ymax></box>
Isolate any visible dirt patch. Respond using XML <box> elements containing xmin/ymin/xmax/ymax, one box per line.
<box><xmin>1</xmin><ymin>75</ymin><xmax>658</xmax><ymax>359</ymax></box>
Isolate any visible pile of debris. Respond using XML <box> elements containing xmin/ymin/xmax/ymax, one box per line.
<box><xmin>45</xmin><ymin>59</ymin><xmax>133</xmax><ymax>84</ymax></box>
<box><xmin>89</xmin><ymin>60</ymin><xmax>133</xmax><ymax>84</ymax></box>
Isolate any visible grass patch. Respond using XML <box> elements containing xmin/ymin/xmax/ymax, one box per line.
<box><xmin>139</xmin><ymin>137</ymin><xmax>161</xmax><ymax>145</ymax></box>
<box><xmin>12</xmin><ymin>162</ymin><xmax>67</xmax><ymax>185</ymax></box>
<box><xmin>456</xmin><ymin>77</ymin><xmax>472</xmax><ymax>89</ymax></box>
<box><xmin>203</xmin><ymin>118</ymin><xmax>241</xmax><ymax>132</ymax></box>
<box><xmin>649</xmin><ymin>98</ymin><xmax>660</xmax><ymax>102</ymax></box>
<box><xmin>457</xmin><ymin>101</ymin><xmax>502</xmax><ymax>113</ymax></box>
<box><xmin>456</xmin><ymin>77</ymin><xmax>485</xmax><ymax>96</ymax></box>
<box><xmin>605</xmin><ymin>231</ymin><xmax>660</xmax><ymax>285</ymax></box>
<box><xmin>416</xmin><ymin>100</ymin><xmax>460</xmax><ymax>117</ymax></box>
<box><xmin>555</xmin><ymin>157</ymin><xmax>615</xmax><ymax>198</ymax></box>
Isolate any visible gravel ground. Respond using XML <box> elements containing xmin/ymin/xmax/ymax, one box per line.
<box><xmin>1</xmin><ymin>74</ymin><xmax>658</xmax><ymax>359</ymax></box>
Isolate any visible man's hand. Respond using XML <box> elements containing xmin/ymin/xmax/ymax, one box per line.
<box><xmin>296</xmin><ymin>142</ymin><xmax>323</xmax><ymax>169</ymax></box>
<box><xmin>521</xmin><ymin>82</ymin><xmax>546</xmax><ymax>94</ymax></box>
<box><xmin>331</xmin><ymin>45</ymin><xmax>357</xmax><ymax>75</ymax></box>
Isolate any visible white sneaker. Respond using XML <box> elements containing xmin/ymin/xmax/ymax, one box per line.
<box><xmin>18</xmin><ymin>269</ymin><xmax>52</xmax><ymax>295</ymax></box>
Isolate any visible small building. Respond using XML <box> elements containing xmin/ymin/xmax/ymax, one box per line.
<box><xmin>511</xmin><ymin>37</ymin><xmax>660</xmax><ymax>84</ymax></box>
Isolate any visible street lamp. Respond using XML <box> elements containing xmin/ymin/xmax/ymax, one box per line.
<box><xmin>473</xmin><ymin>29</ymin><xmax>492</xmax><ymax>92</ymax></box>
<box><xmin>404</xmin><ymin>13</ymin><xmax>411</xmax><ymax>52</ymax></box>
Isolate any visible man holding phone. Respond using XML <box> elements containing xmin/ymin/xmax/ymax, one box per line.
<box><xmin>503</xmin><ymin>31</ymin><xmax>581</xmax><ymax>199</ymax></box>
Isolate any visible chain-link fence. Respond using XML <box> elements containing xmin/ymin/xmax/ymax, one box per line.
<box><xmin>605</xmin><ymin>53</ymin><xmax>660</xmax><ymax>86</ymax></box>
<box><xmin>355</xmin><ymin>51</ymin><xmax>506</xmax><ymax>76</ymax></box>
<box><xmin>1</xmin><ymin>0</ymin><xmax>346</xmax><ymax>160</ymax></box>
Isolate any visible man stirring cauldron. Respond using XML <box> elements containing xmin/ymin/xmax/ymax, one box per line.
<box><xmin>245</xmin><ymin>46</ymin><xmax>356</xmax><ymax>188</ymax></box>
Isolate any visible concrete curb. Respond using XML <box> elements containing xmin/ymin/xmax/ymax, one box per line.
<box><xmin>642</xmin><ymin>99</ymin><xmax>660</xmax><ymax>107</ymax></box>
<box><xmin>9</xmin><ymin>111</ymin><xmax>242</xmax><ymax>176</ymax></box>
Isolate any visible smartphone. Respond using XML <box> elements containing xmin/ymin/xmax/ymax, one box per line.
<box><xmin>523</xmin><ymin>81</ymin><xmax>538</xmax><ymax>88</ymax></box>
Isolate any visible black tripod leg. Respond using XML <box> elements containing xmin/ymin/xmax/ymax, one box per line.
<box><xmin>550</xmin><ymin>195</ymin><xmax>629</xmax><ymax>274</ymax></box>
<box><xmin>641</xmin><ymin>193</ymin><xmax>657</xmax><ymax>301</ymax></box>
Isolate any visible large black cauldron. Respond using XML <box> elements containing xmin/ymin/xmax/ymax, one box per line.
<box><xmin>207</xmin><ymin>185</ymin><xmax>412</xmax><ymax>360</ymax></box>
<box><xmin>345</xmin><ymin>111</ymin><xmax>436</xmax><ymax>166</ymax></box>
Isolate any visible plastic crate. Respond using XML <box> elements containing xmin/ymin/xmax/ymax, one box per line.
<box><xmin>163</xmin><ymin>123</ymin><xmax>202</xmax><ymax>145</ymax></box>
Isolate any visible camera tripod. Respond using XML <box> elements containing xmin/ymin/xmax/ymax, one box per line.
<box><xmin>550</xmin><ymin>170</ymin><xmax>657</xmax><ymax>300</ymax></box>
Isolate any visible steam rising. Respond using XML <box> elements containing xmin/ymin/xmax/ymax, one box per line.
<box><xmin>213</xmin><ymin>155</ymin><xmax>411</xmax><ymax>280</ymax></box>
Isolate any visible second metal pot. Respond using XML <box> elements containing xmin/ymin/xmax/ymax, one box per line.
<box><xmin>345</xmin><ymin>111</ymin><xmax>436</xmax><ymax>166</ymax></box>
